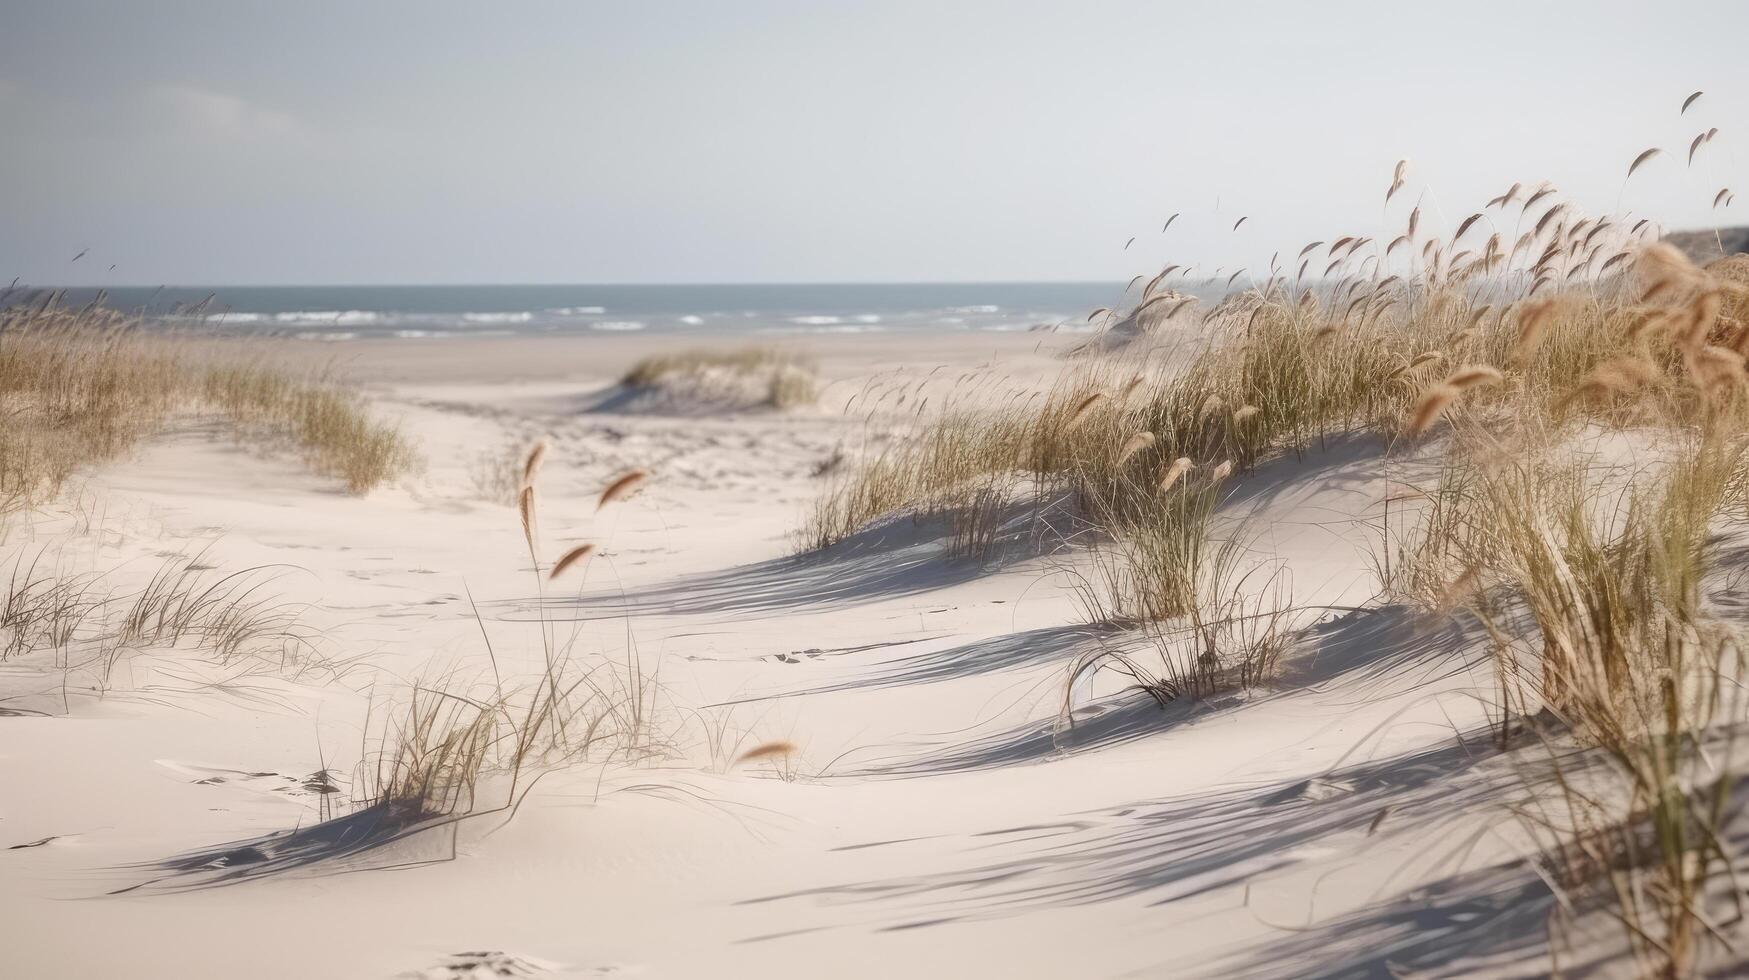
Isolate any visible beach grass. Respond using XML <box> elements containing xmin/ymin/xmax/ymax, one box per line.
<box><xmin>0</xmin><ymin>297</ymin><xmax>414</xmax><ymax>523</ymax></box>
<box><xmin>797</xmin><ymin>166</ymin><xmax>1749</xmax><ymax>972</ymax></box>
<box><xmin>622</xmin><ymin>345</ymin><xmax>818</xmax><ymax>409</ymax></box>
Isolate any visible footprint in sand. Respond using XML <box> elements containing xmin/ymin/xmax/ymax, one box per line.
<box><xmin>155</xmin><ymin>760</ymin><xmax>343</xmax><ymax>799</ymax></box>
<box><xmin>396</xmin><ymin>951</ymin><xmax>631</xmax><ymax>978</ymax></box>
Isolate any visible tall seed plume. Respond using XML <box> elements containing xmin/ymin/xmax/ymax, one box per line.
<box><xmin>1443</xmin><ymin>365</ymin><xmax>1504</xmax><ymax>390</ymax></box>
<box><xmin>597</xmin><ymin>469</ymin><xmax>648</xmax><ymax>511</ymax></box>
<box><xmin>1142</xmin><ymin>268</ymin><xmax>1172</xmax><ymax>299</ymax></box>
<box><xmin>522</xmin><ymin>440</ymin><xmax>548</xmax><ymax>489</ymax></box>
<box><xmin>1384</xmin><ymin>350</ymin><xmax>1443</xmax><ymax>382</ymax></box>
<box><xmin>1407</xmin><ymin>384</ymin><xmax>1461</xmax><ymax>436</ymax></box>
<box><xmin>1063</xmin><ymin>392</ymin><xmax>1106</xmax><ymax>431</ymax></box>
<box><xmin>1630</xmin><ymin>241</ymin><xmax>1700</xmax><ymax>299</ymax></box>
<box><xmin>1589</xmin><ymin>356</ymin><xmax>1660</xmax><ymax>392</ymax></box>
<box><xmin>1454</xmin><ymin>212</ymin><xmax>1484</xmax><ymax>242</ymax></box>
<box><xmin>1133</xmin><ymin>293</ymin><xmax>1175</xmax><ymax>317</ymax></box>
<box><xmin>1682</xmin><ymin>291</ymin><xmax>1724</xmax><ymax>349</ymax></box>
<box><xmin>1158</xmin><ymin>457</ymin><xmax>1193</xmax><ymax>491</ymax></box>
<box><xmin>518</xmin><ymin>486</ymin><xmax>536</xmax><ymax>547</ymax></box>
<box><xmin>1116</xmin><ymin>431</ymin><xmax>1155</xmax><ymax>465</ymax></box>
<box><xmin>735</xmin><ymin>741</ymin><xmax>799</xmax><ymax>766</ymax></box>
<box><xmin>548</xmin><ymin>543</ymin><xmax>595</xmax><ymax>580</ymax></box>
<box><xmin>1514</xmin><ymin>299</ymin><xmax>1558</xmax><ymax>361</ymax></box>
<box><xmin>1686</xmin><ymin>344</ymin><xmax>1745</xmax><ymax>393</ymax></box>
<box><xmin>1626</xmin><ymin>147</ymin><xmax>1662</xmax><ymax>179</ymax></box>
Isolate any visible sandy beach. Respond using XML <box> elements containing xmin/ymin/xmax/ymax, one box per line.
<box><xmin>9</xmin><ymin>7</ymin><xmax>1749</xmax><ymax>975</ymax></box>
<box><xmin>2</xmin><ymin>327</ymin><xmax>1555</xmax><ymax>979</ymax></box>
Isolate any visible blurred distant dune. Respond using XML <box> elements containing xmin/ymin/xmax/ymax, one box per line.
<box><xmin>1666</xmin><ymin>225</ymin><xmax>1749</xmax><ymax>261</ymax></box>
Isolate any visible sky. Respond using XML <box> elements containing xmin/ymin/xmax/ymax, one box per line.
<box><xmin>2</xmin><ymin>0</ymin><xmax>1747</xmax><ymax>286</ymax></box>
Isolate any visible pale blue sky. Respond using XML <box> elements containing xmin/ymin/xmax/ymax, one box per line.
<box><xmin>3</xmin><ymin>1</ymin><xmax>1746</xmax><ymax>285</ymax></box>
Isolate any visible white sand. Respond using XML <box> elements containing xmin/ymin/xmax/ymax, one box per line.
<box><xmin>0</xmin><ymin>331</ymin><xmax>1604</xmax><ymax>978</ymax></box>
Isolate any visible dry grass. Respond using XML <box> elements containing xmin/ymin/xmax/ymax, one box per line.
<box><xmin>622</xmin><ymin>345</ymin><xmax>818</xmax><ymax>409</ymax></box>
<box><xmin>350</xmin><ymin>445</ymin><xmax>672</xmax><ymax>820</ymax></box>
<box><xmin>0</xmin><ymin>546</ymin><xmax>331</xmax><ymax>699</ymax></box>
<box><xmin>796</xmin><ymin>164</ymin><xmax>1749</xmax><ymax>969</ymax></box>
<box><xmin>0</xmin><ymin>297</ymin><xmax>414</xmax><ymax>521</ymax></box>
<box><xmin>467</xmin><ymin>440</ymin><xmax>527</xmax><ymax>505</ymax></box>
<box><xmin>1070</xmin><ymin>529</ymin><xmax>1295</xmax><ymax>707</ymax></box>
<box><xmin>1350</xmin><ymin>243</ymin><xmax>1749</xmax><ymax>974</ymax></box>
<box><xmin>1080</xmin><ymin>462</ymin><xmax>1231</xmax><ymax>621</ymax></box>
<box><xmin>1432</xmin><ymin>429</ymin><xmax>1747</xmax><ymax>976</ymax></box>
<box><xmin>198</xmin><ymin>359</ymin><xmax>412</xmax><ymax>493</ymax></box>
<box><xmin>802</xmin><ymin>235</ymin><xmax>1749</xmax><ymax>560</ymax></box>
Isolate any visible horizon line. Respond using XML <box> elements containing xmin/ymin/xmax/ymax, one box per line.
<box><xmin>12</xmin><ymin>277</ymin><xmax>1133</xmax><ymax>291</ymax></box>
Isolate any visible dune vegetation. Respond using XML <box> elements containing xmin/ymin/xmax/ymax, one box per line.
<box><xmin>350</xmin><ymin>454</ymin><xmax>666</xmax><ymax>826</ymax></box>
<box><xmin>0</xmin><ymin>297</ymin><xmax>663</xmax><ymax>857</ymax></box>
<box><xmin>8</xmin><ymin>101</ymin><xmax>1749</xmax><ymax>980</ymax></box>
<box><xmin>0</xmin><ymin>293</ymin><xmax>413</xmax><ymax>523</ymax></box>
<box><xmin>801</xmin><ymin>146</ymin><xmax>1749</xmax><ymax>972</ymax></box>
<box><xmin>621</xmin><ymin>345</ymin><xmax>818</xmax><ymax>409</ymax></box>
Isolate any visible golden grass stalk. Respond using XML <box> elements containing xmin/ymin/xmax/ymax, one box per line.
<box><xmin>734</xmin><ymin>740</ymin><xmax>798</xmax><ymax>766</ymax></box>
<box><xmin>521</xmin><ymin>440</ymin><xmax>548</xmax><ymax>489</ymax></box>
<box><xmin>1564</xmin><ymin>356</ymin><xmax>1661</xmax><ymax>410</ymax></box>
<box><xmin>1680</xmin><ymin>290</ymin><xmax>1723</xmax><ymax>349</ymax></box>
<box><xmin>1636</xmin><ymin>242</ymin><xmax>1704</xmax><ymax>298</ymax></box>
<box><xmin>1625</xmin><ymin>146</ymin><xmax>1662</xmax><ymax>179</ymax></box>
<box><xmin>1063</xmin><ymin>392</ymin><xmax>1107</xmax><ymax>431</ymax></box>
<box><xmin>597</xmin><ymin>470</ymin><xmax>648</xmax><ymax>511</ymax></box>
<box><xmin>1158</xmin><ymin>457</ymin><xmax>1194</xmax><ymax>491</ymax></box>
<box><xmin>1117</xmin><ymin>431</ymin><xmax>1155</xmax><ymax>465</ymax></box>
<box><xmin>1407</xmin><ymin>384</ymin><xmax>1461</xmax><ymax>436</ymax></box>
<box><xmin>548</xmin><ymin>543</ymin><xmax>595</xmax><ymax>580</ymax></box>
<box><xmin>518</xmin><ymin>486</ymin><xmax>536</xmax><ymax>548</ymax></box>
<box><xmin>1443</xmin><ymin>365</ymin><xmax>1504</xmax><ymax>390</ymax></box>
<box><xmin>1513</xmin><ymin>299</ymin><xmax>1558</xmax><ymax>361</ymax></box>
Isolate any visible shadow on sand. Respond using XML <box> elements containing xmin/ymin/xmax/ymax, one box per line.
<box><xmin>744</xmin><ymin>733</ymin><xmax>1569</xmax><ymax>965</ymax></box>
<box><xmin>110</xmin><ymin>803</ymin><xmax>459</xmax><ymax>894</ymax></box>
<box><xmin>837</xmin><ymin>601</ymin><xmax>1485</xmax><ymax>777</ymax></box>
<box><xmin>489</xmin><ymin>496</ymin><xmax>1080</xmax><ymax>623</ymax></box>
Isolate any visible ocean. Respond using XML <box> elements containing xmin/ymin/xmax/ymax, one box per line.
<box><xmin>15</xmin><ymin>282</ymin><xmax>1216</xmax><ymax>341</ymax></box>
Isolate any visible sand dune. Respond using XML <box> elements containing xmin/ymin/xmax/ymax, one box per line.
<box><xmin>0</xmin><ymin>324</ymin><xmax>1740</xmax><ymax>979</ymax></box>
